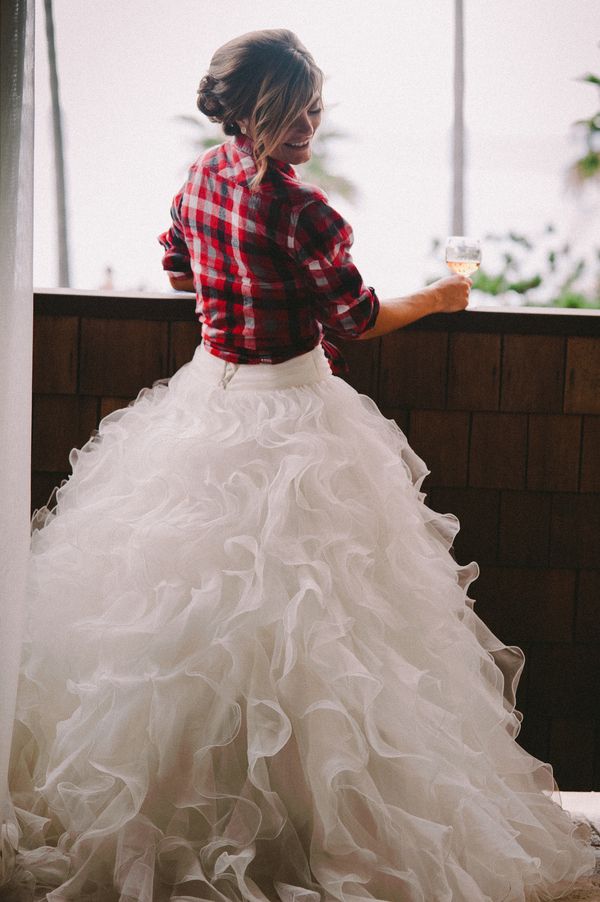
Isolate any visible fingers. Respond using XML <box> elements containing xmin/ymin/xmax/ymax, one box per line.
<box><xmin>430</xmin><ymin>274</ymin><xmax>472</xmax><ymax>313</ymax></box>
<box><xmin>459</xmin><ymin>275</ymin><xmax>472</xmax><ymax>297</ymax></box>
<box><xmin>452</xmin><ymin>276</ymin><xmax>470</xmax><ymax>311</ymax></box>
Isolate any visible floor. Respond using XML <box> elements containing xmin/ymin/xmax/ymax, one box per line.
<box><xmin>2</xmin><ymin>793</ymin><xmax>600</xmax><ymax>900</ymax></box>
<box><xmin>558</xmin><ymin>793</ymin><xmax>600</xmax><ymax>900</ymax></box>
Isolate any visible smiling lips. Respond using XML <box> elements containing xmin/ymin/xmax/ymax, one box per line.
<box><xmin>285</xmin><ymin>139</ymin><xmax>311</xmax><ymax>148</ymax></box>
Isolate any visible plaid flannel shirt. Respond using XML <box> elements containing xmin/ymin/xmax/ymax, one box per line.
<box><xmin>158</xmin><ymin>135</ymin><xmax>379</xmax><ymax>375</ymax></box>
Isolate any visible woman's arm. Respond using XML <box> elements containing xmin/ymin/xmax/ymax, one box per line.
<box><xmin>291</xmin><ymin>200</ymin><xmax>470</xmax><ymax>343</ymax></box>
<box><xmin>158</xmin><ymin>186</ymin><xmax>194</xmax><ymax>291</ymax></box>
<box><xmin>356</xmin><ymin>274</ymin><xmax>471</xmax><ymax>340</ymax></box>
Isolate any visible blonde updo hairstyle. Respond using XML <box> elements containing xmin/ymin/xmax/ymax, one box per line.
<box><xmin>197</xmin><ymin>29</ymin><xmax>323</xmax><ymax>190</ymax></box>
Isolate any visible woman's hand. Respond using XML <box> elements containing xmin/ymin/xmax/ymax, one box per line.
<box><xmin>426</xmin><ymin>274</ymin><xmax>471</xmax><ymax>313</ymax></box>
<box><xmin>168</xmin><ymin>274</ymin><xmax>195</xmax><ymax>293</ymax></box>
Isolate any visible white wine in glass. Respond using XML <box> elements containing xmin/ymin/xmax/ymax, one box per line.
<box><xmin>445</xmin><ymin>236</ymin><xmax>482</xmax><ymax>276</ymax></box>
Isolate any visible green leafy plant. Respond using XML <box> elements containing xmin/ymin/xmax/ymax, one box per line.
<box><xmin>428</xmin><ymin>226</ymin><xmax>600</xmax><ymax>308</ymax></box>
<box><xmin>568</xmin><ymin>51</ymin><xmax>600</xmax><ymax>189</ymax></box>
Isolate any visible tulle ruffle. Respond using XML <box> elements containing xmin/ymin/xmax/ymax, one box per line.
<box><xmin>6</xmin><ymin>347</ymin><xmax>595</xmax><ymax>900</ymax></box>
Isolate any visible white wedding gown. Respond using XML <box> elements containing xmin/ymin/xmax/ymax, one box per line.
<box><xmin>6</xmin><ymin>343</ymin><xmax>595</xmax><ymax>901</ymax></box>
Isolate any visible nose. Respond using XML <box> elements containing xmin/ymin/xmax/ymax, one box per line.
<box><xmin>293</xmin><ymin>110</ymin><xmax>313</xmax><ymax>135</ymax></box>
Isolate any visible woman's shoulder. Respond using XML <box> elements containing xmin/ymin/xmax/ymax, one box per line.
<box><xmin>186</xmin><ymin>140</ymin><xmax>238</xmax><ymax>181</ymax></box>
<box><xmin>260</xmin><ymin>167</ymin><xmax>330</xmax><ymax>216</ymax></box>
<box><xmin>180</xmin><ymin>140</ymin><xmax>250</xmax><ymax>187</ymax></box>
<box><xmin>181</xmin><ymin>141</ymin><xmax>331</xmax><ymax>215</ymax></box>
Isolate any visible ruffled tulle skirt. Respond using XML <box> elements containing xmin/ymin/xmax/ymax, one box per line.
<box><xmin>5</xmin><ymin>342</ymin><xmax>596</xmax><ymax>901</ymax></box>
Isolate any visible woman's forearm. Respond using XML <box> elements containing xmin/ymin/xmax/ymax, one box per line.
<box><xmin>357</xmin><ymin>275</ymin><xmax>471</xmax><ymax>340</ymax></box>
<box><xmin>357</xmin><ymin>289</ymin><xmax>437</xmax><ymax>339</ymax></box>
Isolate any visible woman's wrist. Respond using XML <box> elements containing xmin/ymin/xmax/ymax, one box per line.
<box><xmin>357</xmin><ymin>288</ymin><xmax>438</xmax><ymax>339</ymax></box>
<box><xmin>411</xmin><ymin>285</ymin><xmax>440</xmax><ymax>316</ymax></box>
<box><xmin>424</xmin><ymin>283</ymin><xmax>442</xmax><ymax>314</ymax></box>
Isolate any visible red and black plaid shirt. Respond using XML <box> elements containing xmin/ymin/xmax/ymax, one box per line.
<box><xmin>158</xmin><ymin>134</ymin><xmax>379</xmax><ymax>375</ymax></box>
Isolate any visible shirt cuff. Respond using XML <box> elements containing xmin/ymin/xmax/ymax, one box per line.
<box><xmin>365</xmin><ymin>287</ymin><xmax>380</xmax><ymax>330</ymax></box>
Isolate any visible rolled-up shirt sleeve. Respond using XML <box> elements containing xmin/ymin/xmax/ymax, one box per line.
<box><xmin>158</xmin><ymin>188</ymin><xmax>193</xmax><ymax>278</ymax></box>
<box><xmin>292</xmin><ymin>199</ymin><xmax>379</xmax><ymax>338</ymax></box>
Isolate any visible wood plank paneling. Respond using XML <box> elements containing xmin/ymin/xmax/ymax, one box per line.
<box><xmin>32</xmin><ymin>395</ymin><xmax>99</xmax><ymax>472</ymax></box>
<box><xmin>33</xmin><ymin>315</ymin><xmax>78</xmax><ymax>394</ymax></box>
<box><xmin>550</xmin><ymin>493</ymin><xmax>600</xmax><ymax>568</ymax></box>
<box><xmin>473</xmin><ymin>568</ymin><xmax>576</xmax><ymax>644</ymax></box>
<box><xmin>409</xmin><ymin>411</ymin><xmax>470</xmax><ymax>487</ymax></box>
<box><xmin>565</xmin><ymin>337</ymin><xmax>600</xmax><ymax>414</ymax></box>
<box><xmin>526</xmin><ymin>414</ymin><xmax>581</xmax><ymax>492</ymax></box>
<box><xmin>580</xmin><ymin>416</ymin><xmax>600</xmax><ymax>493</ymax></box>
<box><xmin>575</xmin><ymin>571</ymin><xmax>600</xmax><ymax>642</ymax></box>
<box><xmin>100</xmin><ymin>397</ymin><xmax>133</xmax><ymax>419</ymax></box>
<box><xmin>169</xmin><ymin>321</ymin><xmax>202</xmax><ymax>373</ymax></box>
<box><xmin>549</xmin><ymin>719</ymin><xmax>596</xmax><ymax>789</ymax></box>
<box><xmin>516</xmin><ymin>712</ymin><xmax>551</xmax><ymax>764</ymax></box>
<box><xmin>447</xmin><ymin>333</ymin><xmax>500</xmax><ymax>411</ymax></box>
<box><xmin>501</xmin><ymin>335</ymin><xmax>565</xmax><ymax>413</ymax></box>
<box><xmin>469</xmin><ymin>413</ymin><xmax>527</xmax><ymax>489</ymax></box>
<box><xmin>527</xmin><ymin>643</ymin><xmax>600</xmax><ymax>717</ymax></box>
<box><xmin>339</xmin><ymin>336</ymin><xmax>381</xmax><ymax>397</ymax></box>
<box><xmin>35</xmin><ymin>290</ymin><xmax>198</xmax><ymax>321</ymax></box>
<box><xmin>427</xmin><ymin>487</ymin><xmax>499</xmax><ymax>565</ymax></box>
<box><xmin>80</xmin><ymin>318</ymin><xmax>169</xmax><ymax>396</ymax></box>
<box><xmin>378</xmin><ymin>408</ymin><xmax>409</xmax><ymax>434</ymax></box>
<box><xmin>380</xmin><ymin>331</ymin><xmax>448</xmax><ymax>409</ymax></box>
<box><xmin>498</xmin><ymin>491</ymin><xmax>551</xmax><ymax>566</ymax></box>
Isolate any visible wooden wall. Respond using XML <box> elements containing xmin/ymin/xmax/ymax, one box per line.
<box><xmin>32</xmin><ymin>291</ymin><xmax>600</xmax><ymax>789</ymax></box>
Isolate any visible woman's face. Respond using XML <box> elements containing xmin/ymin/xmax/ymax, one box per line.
<box><xmin>241</xmin><ymin>95</ymin><xmax>323</xmax><ymax>165</ymax></box>
<box><xmin>271</xmin><ymin>95</ymin><xmax>323</xmax><ymax>164</ymax></box>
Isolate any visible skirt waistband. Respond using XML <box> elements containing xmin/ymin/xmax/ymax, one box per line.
<box><xmin>192</xmin><ymin>343</ymin><xmax>333</xmax><ymax>391</ymax></box>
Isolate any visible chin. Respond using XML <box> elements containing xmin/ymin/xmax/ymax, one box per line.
<box><xmin>292</xmin><ymin>147</ymin><xmax>312</xmax><ymax>164</ymax></box>
<box><xmin>275</xmin><ymin>144</ymin><xmax>313</xmax><ymax>166</ymax></box>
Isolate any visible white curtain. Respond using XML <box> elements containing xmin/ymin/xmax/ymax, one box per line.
<box><xmin>0</xmin><ymin>0</ymin><xmax>35</xmax><ymax>868</ymax></box>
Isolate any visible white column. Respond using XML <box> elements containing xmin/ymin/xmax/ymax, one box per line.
<box><xmin>0</xmin><ymin>0</ymin><xmax>35</xmax><ymax>854</ymax></box>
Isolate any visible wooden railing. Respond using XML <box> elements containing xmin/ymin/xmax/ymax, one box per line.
<box><xmin>32</xmin><ymin>289</ymin><xmax>600</xmax><ymax>789</ymax></box>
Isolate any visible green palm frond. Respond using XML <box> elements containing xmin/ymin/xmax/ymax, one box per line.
<box><xmin>577</xmin><ymin>73</ymin><xmax>600</xmax><ymax>86</ymax></box>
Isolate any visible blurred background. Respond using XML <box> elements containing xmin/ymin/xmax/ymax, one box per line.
<box><xmin>34</xmin><ymin>0</ymin><xmax>600</xmax><ymax>307</ymax></box>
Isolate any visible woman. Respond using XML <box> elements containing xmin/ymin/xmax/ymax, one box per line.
<box><xmin>7</xmin><ymin>28</ymin><xmax>595</xmax><ymax>902</ymax></box>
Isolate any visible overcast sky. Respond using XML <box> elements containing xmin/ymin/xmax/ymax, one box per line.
<box><xmin>34</xmin><ymin>0</ymin><xmax>600</xmax><ymax>299</ymax></box>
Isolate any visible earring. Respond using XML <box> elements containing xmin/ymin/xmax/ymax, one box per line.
<box><xmin>241</xmin><ymin>125</ymin><xmax>247</xmax><ymax>134</ymax></box>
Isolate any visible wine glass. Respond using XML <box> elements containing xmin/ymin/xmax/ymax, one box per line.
<box><xmin>445</xmin><ymin>236</ymin><xmax>482</xmax><ymax>276</ymax></box>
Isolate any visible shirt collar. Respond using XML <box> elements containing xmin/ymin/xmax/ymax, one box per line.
<box><xmin>232</xmin><ymin>134</ymin><xmax>297</xmax><ymax>179</ymax></box>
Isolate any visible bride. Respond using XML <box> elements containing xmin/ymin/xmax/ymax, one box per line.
<box><xmin>6</xmin><ymin>27</ymin><xmax>595</xmax><ymax>902</ymax></box>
